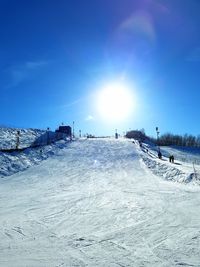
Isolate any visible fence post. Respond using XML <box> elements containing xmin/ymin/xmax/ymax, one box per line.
<box><xmin>193</xmin><ymin>162</ymin><xmax>197</xmax><ymax>179</ymax></box>
<box><xmin>16</xmin><ymin>130</ymin><xmax>20</xmax><ymax>149</ymax></box>
<box><xmin>47</xmin><ymin>127</ymin><xmax>50</xmax><ymax>145</ymax></box>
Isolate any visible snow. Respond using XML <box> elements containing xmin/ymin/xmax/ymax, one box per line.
<box><xmin>147</xmin><ymin>143</ymin><xmax>200</xmax><ymax>165</ymax></box>
<box><xmin>1</xmin><ymin>138</ymin><xmax>200</xmax><ymax>266</ymax></box>
<box><xmin>0</xmin><ymin>127</ymin><xmax>45</xmax><ymax>150</ymax></box>
<box><xmin>161</xmin><ymin>145</ymin><xmax>200</xmax><ymax>165</ymax></box>
<box><xmin>0</xmin><ymin>140</ymin><xmax>70</xmax><ymax>177</ymax></box>
<box><xmin>0</xmin><ymin>127</ymin><xmax>70</xmax><ymax>177</ymax></box>
<box><xmin>140</xmin><ymin>142</ymin><xmax>200</xmax><ymax>185</ymax></box>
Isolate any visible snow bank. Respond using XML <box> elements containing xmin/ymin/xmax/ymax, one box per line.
<box><xmin>0</xmin><ymin>127</ymin><xmax>45</xmax><ymax>150</ymax></box>
<box><xmin>0</xmin><ymin>127</ymin><xmax>72</xmax><ymax>178</ymax></box>
<box><xmin>161</xmin><ymin>146</ymin><xmax>200</xmax><ymax>165</ymax></box>
<box><xmin>142</xmin><ymin>155</ymin><xmax>198</xmax><ymax>183</ymax></box>
<box><xmin>0</xmin><ymin>140</ymin><xmax>70</xmax><ymax>178</ymax></box>
<box><xmin>139</xmin><ymin>143</ymin><xmax>200</xmax><ymax>185</ymax></box>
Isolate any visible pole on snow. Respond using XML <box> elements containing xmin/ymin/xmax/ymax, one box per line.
<box><xmin>156</xmin><ymin>127</ymin><xmax>160</xmax><ymax>151</ymax></box>
<box><xmin>16</xmin><ymin>130</ymin><xmax>20</xmax><ymax>149</ymax></box>
<box><xmin>47</xmin><ymin>127</ymin><xmax>50</xmax><ymax>145</ymax></box>
<box><xmin>115</xmin><ymin>129</ymin><xmax>118</xmax><ymax>139</ymax></box>
<box><xmin>72</xmin><ymin>121</ymin><xmax>75</xmax><ymax>138</ymax></box>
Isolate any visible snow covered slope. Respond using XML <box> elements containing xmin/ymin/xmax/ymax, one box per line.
<box><xmin>0</xmin><ymin>127</ymin><xmax>70</xmax><ymax>178</ymax></box>
<box><xmin>0</xmin><ymin>140</ymin><xmax>69</xmax><ymax>177</ymax></box>
<box><xmin>140</xmin><ymin>142</ymin><xmax>200</xmax><ymax>185</ymax></box>
<box><xmin>145</xmin><ymin>142</ymin><xmax>200</xmax><ymax>165</ymax></box>
<box><xmin>0</xmin><ymin>139</ymin><xmax>200</xmax><ymax>266</ymax></box>
<box><xmin>161</xmin><ymin>145</ymin><xmax>200</xmax><ymax>165</ymax></box>
<box><xmin>0</xmin><ymin>127</ymin><xmax>45</xmax><ymax>150</ymax></box>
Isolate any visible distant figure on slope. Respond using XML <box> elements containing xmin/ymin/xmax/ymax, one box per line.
<box><xmin>158</xmin><ymin>150</ymin><xmax>162</xmax><ymax>159</ymax></box>
<box><xmin>169</xmin><ymin>155</ymin><xmax>174</xmax><ymax>163</ymax></box>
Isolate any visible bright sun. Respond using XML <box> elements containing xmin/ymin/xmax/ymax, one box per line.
<box><xmin>97</xmin><ymin>83</ymin><xmax>134</xmax><ymax>122</ymax></box>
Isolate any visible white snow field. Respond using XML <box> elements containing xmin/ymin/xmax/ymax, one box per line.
<box><xmin>1</xmin><ymin>139</ymin><xmax>200</xmax><ymax>267</ymax></box>
<box><xmin>0</xmin><ymin>127</ymin><xmax>70</xmax><ymax>177</ymax></box>
<box><xmin>0</xmin><ymin>127</ymin><xmax>45</xmax><ymax>150</ymax></box>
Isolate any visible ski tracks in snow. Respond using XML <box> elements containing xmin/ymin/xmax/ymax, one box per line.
<box><xmin>1</xmin><ymin>139</ymin><xmax>200</xmax><ymax>266</ymax></box>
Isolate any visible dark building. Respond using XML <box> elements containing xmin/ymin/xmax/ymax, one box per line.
<box><xmin>55</xmin><ymin>126</ymin><xmax>72</xmax><ymax>137</ymax></box>
<box><xmin>126</xmin><ymin>130</ymin><xmax>146</xmax><ymax>141</ymax></box>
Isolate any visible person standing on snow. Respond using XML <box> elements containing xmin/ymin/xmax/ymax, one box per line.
<box><xmin>169</xmin><ymin>155</ymin><xmax>174</xmax><ymax>163</ymax></box>
<box><xmin>158</xmin><ymin>150</ymin><xmax>162</xmax><ymax>159</ymax></box>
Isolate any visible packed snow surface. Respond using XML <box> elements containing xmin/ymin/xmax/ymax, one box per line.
<box><xmin>0</xmin><ymin>140</ymin><xmax>69</xmax><ymax>177</ymax></box>
<box><xmin>0</xmin><ymin>127</ymin><xmax>70</xmax><ymax>177</ymax></box>
<box><xmin>146</xmin><ymin>143</ymin><xmax>200</xmax><ymax>165</ymax></box>
<box><xmin>0</xmin><ymin>127</ymin><xmax>45</xmax><ymax>149</ymax></box>
<box><xmin>1</xmin><ymin>139</ymin><xmax>200</xmax><ymax>267</ymax></box>
<box><xmin>141</xmin><ymin>143</ymin><xmax>200</xmax><ymax>184</ymax></box>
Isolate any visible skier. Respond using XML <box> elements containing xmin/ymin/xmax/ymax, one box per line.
<box><xmin>169</xmin><ymin>155</ymin><xmax>174</xmax><ymax>163</ymax></box>
<box><xmin>158</xmin><ymin>150</ymin><xmax>162</xmax><ymax>159</ymax></box>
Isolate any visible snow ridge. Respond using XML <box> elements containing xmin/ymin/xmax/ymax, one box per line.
<box><xmin>0</xmin><ymin>140</ymin><xmax>69</xmax><ymax>178</ymax></box>
<box><xmin>0</xmin><ymin>127</ymin><xmax>71</xmax><ymax>178</ymax></box>
<box><xmin>0</xmin><ymin>127</ymin><xmax>45</xmax><ymax>150</ymax></box>
<box><xmin>138</xmin><ymin>142</ymin><xmax>200</xmax><ymax>185</ymax></box>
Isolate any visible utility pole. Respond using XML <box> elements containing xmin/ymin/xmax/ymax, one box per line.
<box><xmin>79</xmin><ymin>130</ymin><xmax>81</xmax><ymax>138</ymax></box>
<box><xmin>16</xmin><ymin>130</ymin><xmax>20</xmax><ymax>150</ymax></box>
<box><xmin>115</xmin><ymin>129</ymin><xmax>118</xmax><ymax>139</ymax></box>
<box><xmin>156</xmin><ymin>127</ymin><xmax>160</xmax><ymax>151</ymax></box>
<box><xmin>47</xmin><ymin>127</ymin><xmax>50</xmax><ymax>145</ymax></box>
<box><xmin>72</xmin><ymin>121</ymin><xmax>75</xmax><ymax>138</ymax></box>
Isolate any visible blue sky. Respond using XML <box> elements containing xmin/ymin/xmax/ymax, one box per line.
<box><xmin>1</xmin><ymin>0</ymin><xmax>200</xmax><ymax>137</ymax></box>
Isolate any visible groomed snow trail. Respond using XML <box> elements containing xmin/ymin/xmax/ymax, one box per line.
<box><xmin>0</xmin><ymin>139</ymin><xmax>200</xmax><ymax>267</ymax></box>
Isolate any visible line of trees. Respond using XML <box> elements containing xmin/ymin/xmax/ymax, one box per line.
<box><xmin>155</xmin><ymin>133</ymin><xmax>200</xmax><ymax>147</ymax></box>
<box><xmin>126</xmin><ymin>129</ymin><xmax>200</xmax><ymax>148</ymax></box>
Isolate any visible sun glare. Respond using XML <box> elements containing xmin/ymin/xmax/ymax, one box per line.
<box><xmin>96</xmin><ymin>83</ymin><xmax>134</xmax><ymax>122</ymax></box>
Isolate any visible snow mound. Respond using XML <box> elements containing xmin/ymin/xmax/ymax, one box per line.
<box><xmin>142</xmin><ymin>155</ymin><xmax>199</xmax><ymax>184</ymax></box>
<box><xmin>161</xmin><ymin>146</ymin><xmax>200</xmax><ymax>165</ymax></box>
<box><xmin>0</xmin><ymin>127</ymin><xmax>72</xmax><ymax>178</ymax></box>
<box><xmin>139</xmin><ymin>143</ymin><xmax>200</xmax><ymax>185</ymax></box>
<box><xmin>0</xmin><ymin>127</ymin><xmax>45</xmax><ymax>149</ymax></box>
<box><xmin>0</xmin><ymin>140</ymin><xmax>70</xmax><ymax>178</ymax></box>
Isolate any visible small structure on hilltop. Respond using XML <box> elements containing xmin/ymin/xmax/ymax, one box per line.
<box><xmin>87</xmin><ymin>134</ymin><xmax>95</xmax><ymax>138</ymax></box>
<box><xmin>126</xmin><ymin>130</ymin><xmax>146</xmax><ymax>141</ymax></box>
<box><xmin>115</xmin><ymin>129</ymin><xmax>118</xmax><ymax>139</ymax></box>
<box><xmin>55</xmin><ymin>125</ymin><xmax>72</xmax><ymax>138</ymax></box>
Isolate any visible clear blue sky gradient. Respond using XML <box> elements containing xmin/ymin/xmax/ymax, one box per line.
<box><xmin>1</xmin><ymin>0</ymin><xmax>200</xmax><ymax>137</ymax></box>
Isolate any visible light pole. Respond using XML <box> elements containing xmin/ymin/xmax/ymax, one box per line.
<box><xmin>47</xmin><ymin>127</ymin><xmax>50</xmax><ymax>145</ymax></box>
<box><xmin>156</xmin><ymin>127</ymin><xmax>160</xmax><ymax>151</ymax></box>
<box><xmin>16</xmin><ymin>130</ymin><xmax>20</xmax><ymax>150</ymax></box>
<box><xmin>115</xmin><ymin>129</ymin><xmax>118</xmax><ymax>139</ymax></box>
<box><xmin>72</xmin><ymin>121</ymin><xmax>75</xmax><ymax>138</ymax></box>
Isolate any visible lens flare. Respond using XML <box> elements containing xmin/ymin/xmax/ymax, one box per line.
<box><xmin>96</xmin><ymin>83</ymin><xmax>134</xmax><ymax>122</ymax></box>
